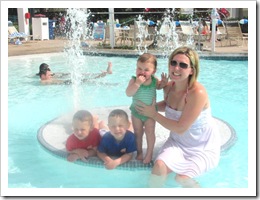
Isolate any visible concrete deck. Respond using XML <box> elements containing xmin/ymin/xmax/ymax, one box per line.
<box><xmin>8</xmin><ymin>37</ymin><xmax>248</xmax><ymax>57</ymax></box>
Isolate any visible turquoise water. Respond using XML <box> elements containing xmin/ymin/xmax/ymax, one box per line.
<box><xmin>7</xmin><ymin>53</ymin><xmax>248</xmax><ymax>189</ymax></box>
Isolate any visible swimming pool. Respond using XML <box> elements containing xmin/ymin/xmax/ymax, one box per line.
<box><xmin>7</xmin><ymin>53</ymin><xmax>248</xmax><ymax>191</ymax></box>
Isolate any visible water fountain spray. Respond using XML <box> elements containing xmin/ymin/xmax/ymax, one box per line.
<box><xmin>147</xmin><ymin>8</ymin><xmax>180</xmax><ymax>58</ymax></box>
<box><xmin>135</xmin><ymin>15</ymin><xmax>148</xmax><ymax>55</ymax></box>
<box><xmin>65</xmin><ymin>8</ymin><xmax>91</xmax><ymax>110</ymax></box>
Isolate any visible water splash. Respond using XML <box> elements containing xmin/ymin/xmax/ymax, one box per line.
<box><xmin>156</xmin><ymin>8</ymin><xmax>180</xmax><ymax>58</ymax></box>
<box><xmin>135</xmin><ymin>15</ymin><xmax>148</xmax><ymax>55</ymax></box>
<box><xmin>65</xmin><ymin>8</ymin><xmax>91</xmax><ymax>110</ymax></box>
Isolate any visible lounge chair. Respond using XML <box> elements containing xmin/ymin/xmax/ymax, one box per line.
<box><xmin>223</xmin><ymin>21</ymin><xmax>247</xmax><ymax>47</ymax></box>
<box><xmin>180</xmin><ymin>21</ymin><xmax>208</xmax><ymax>43</ymax></box>
<box><xmin>8</xmin><ymin>26</ymin><xmax>31</xmax><ymax>42</ymax></box>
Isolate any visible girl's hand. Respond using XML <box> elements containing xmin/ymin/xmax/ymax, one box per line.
<box><xmin>160</xmin><ymin>72</ymin><xmax>169</xmax><ymax>87</ymax></box>
<box><xmin>136</xmin><ymin>75</ymin><xmax>146</xmax><ymax>85</ymax></box>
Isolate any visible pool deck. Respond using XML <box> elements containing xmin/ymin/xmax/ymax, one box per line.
<box><xmin>8</xmin><ymin>38</ymin><xmax>248</xmax><ymax>57</ymax></box>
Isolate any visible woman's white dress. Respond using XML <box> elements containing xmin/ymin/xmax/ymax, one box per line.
<box><xmin>156</xmin><ymin>105</ymin><xmax>221</xmax><ymax>178</ymax></box>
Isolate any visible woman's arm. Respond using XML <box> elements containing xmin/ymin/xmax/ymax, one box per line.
<box><xmin>156</xmin><ymin>100</ymin><xmax>166</xmax><ymax>112</ymax></box>
<box><xmin>136</xmin><ymin>84</ymin><xmax>208</xmax><ymax>134</ymax></box>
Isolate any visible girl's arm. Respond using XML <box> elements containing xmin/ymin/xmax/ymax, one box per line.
<box><xmin>126</xmin><ymin>78</ymin><xmax>140</xmax><ymax>96</ymax></box>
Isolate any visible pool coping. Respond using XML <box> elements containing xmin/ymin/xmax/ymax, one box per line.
<box><xmin>8</xmin><ymin>49</ymin><xmax>248</xmax><ymax>61</ymax></box>
<box><xmin>84</xmin><ymin>49</ymin><xmax>248</xmax><ymax>60</ymax></box>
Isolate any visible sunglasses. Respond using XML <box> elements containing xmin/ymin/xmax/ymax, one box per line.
<box><xmin>170</xmin><ymin>60</ymin><xmax>189</xmax><ymax>69</ymax></box>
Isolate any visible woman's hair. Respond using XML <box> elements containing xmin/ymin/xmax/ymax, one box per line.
<box><xmin>73</xmin><ymin>110</ymin><xmax>93</xmax><ymax>126</ymax></box>
<box><xmin>168</xmin><ymin>46</ymin><xmax>200</xmax><ymax>88</ymax></box>
<box><xmin>202</xmin><ymin>20</ymin><xmax>207</xmax><ymax>26</ymax></box>
<box><xmin>137</xmin><ymin>53</ymin><xmax>157</xmax><ymax>70</ymax></box>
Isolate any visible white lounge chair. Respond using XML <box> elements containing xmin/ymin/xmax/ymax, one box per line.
<box><xmin>8</xmin><ymin>26</ymin><xmax>31</xmax><ymax>42</ymax></box>
<box><xmin>223</xmin><ymin>21</ymin><xmax>247</xmax><ymax>47</ymax></box>
<box><xmin>180</xmin><ymin>21</ymin><xmax>208</xmax><ymax>43</ymax></box>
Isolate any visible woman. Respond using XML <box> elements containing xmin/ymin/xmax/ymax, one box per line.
<box><xmin>201</xmin><ymin>20</ymin><xmax>209</xmax><ymax>35</ymax></box>
<box><xmin>136</xmin><ymin>46</ymin><xmax>220</xmax><ymax>187</ymax></box>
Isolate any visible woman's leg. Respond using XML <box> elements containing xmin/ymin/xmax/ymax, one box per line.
<box><xmin>175</xmin><ymin>174</ymin><xmax>200</xmax><ymax>188</ymax></box>
<box><xmin>148</xmin><ymin>160</ymin><xmax>170</xmax><ymax>187</ymax></box>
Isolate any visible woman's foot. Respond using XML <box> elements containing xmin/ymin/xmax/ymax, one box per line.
<box><xmin>175</xmin><ymin>175</ymin><xmax>201</xmax><ymax>188</ymax></box>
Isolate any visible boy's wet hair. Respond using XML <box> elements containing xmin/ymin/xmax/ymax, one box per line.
<box><xmin>73</xmin><ymin>110</ymin><xmax>93</xmax><ymax>125</ymax></box>
<box><xmin>38</xmin><ymin>63</ymin><xmax>51</xmax><ymax>76</ymax></box>
<box><xmin>108</xmin><ymin>109</ymin><xmax>129</xmax><ymax>122</ymax></box>
<box><xmin>137</xmin><ymin>53</ymin><xmax>157</xmax><ymax>70</ymax></box>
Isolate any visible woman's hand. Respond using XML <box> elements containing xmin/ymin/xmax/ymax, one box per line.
<box><xmin>135</xmin><ymin>100</ymin><xmax>157</xmax><ymax>119</ymax></box>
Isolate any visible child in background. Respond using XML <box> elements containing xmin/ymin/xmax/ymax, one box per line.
<box><xmin>125</xmin><ymin>53</ymin><xmax>168</xmax><ymax>164</ymax></box>
<box><xmin>66</xmin><ymin>110</ymin><xmax>101</xmax><ymax>162</ymax></box>
<box><xmin>97</xmin><ymin>109</ymin><xmax>136</xmax><ymax>170</ymax></box>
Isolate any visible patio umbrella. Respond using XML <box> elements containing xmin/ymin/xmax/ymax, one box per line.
<box><xmin>149</xmin><ymin>20</ymin><xmax>155</xmax><ymax>26</ymax></box>
<box><xmin>239</xmin><ymin>19</ymin><xmax>248</xmax><ymax>24</ymax></box>
<box><xmin>217</xmin><ymin>19</ymin><xmax>223</xmax><ymax>25</ymax></box>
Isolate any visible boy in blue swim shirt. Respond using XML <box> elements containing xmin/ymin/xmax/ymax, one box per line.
<box><xmin>97</xmin><ymin>109</ymin><xmax>136</xmax><ymax>169</ymax></box>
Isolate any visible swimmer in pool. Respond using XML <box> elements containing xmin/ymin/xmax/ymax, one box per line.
<box><xmin>38</xmin><ymin>62</ymin><xmax>113</xmax><ymax>85</ymax></box>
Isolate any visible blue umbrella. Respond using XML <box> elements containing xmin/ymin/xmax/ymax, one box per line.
<box><xmin>217</xmin><ymin>19</ymin><xmax>223</xmax><ymax>25</ymax></box>
<box><xmin>239</xmin><ymin>19</ymin><xmax>248</xmax><ymax>24</ymax></box>
<box><xmin>149</xmin><ymin>20</ymin><xmax>155</xmax><ymax>26</ymax></box>
<box><xmin>175</xmin><ymin>21</ymin><xmax>180</xmax><ymax>26</ymax></box>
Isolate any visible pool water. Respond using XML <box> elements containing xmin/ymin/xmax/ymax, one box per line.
<box><xmin>7</xmin><ymin>53</ymin><xmax>248</xmax><ymax>189</ymax></box>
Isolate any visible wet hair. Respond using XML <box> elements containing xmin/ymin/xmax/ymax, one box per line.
<box><xmin>168</xmin><ymin>46</ymin><xmax>199</xmax><ymax>88</ymax></box>
<box><xmin>137</xmin><ymin>53</ymin><xmax>157</xmax><ymax>70</ymax></box>
<box><xmin>108</xmin><ymin>109</ymin><xmax>129</xmax><ymax>122</ymax></box>
<box><xmin>38</xmin><ymin>63</ymin><xmax>51</xmax><ymax>77</ymax></box>
<box><xmin>73</xmin><ymin>110</ymin><xmax>93</xmax><ymax>126</ymax></box>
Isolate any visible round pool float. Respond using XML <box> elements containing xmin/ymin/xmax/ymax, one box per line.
<box><xmin>37</xmin><ymin>106</ymin><xmax>237</xmax><ymax>170</ymax></box>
